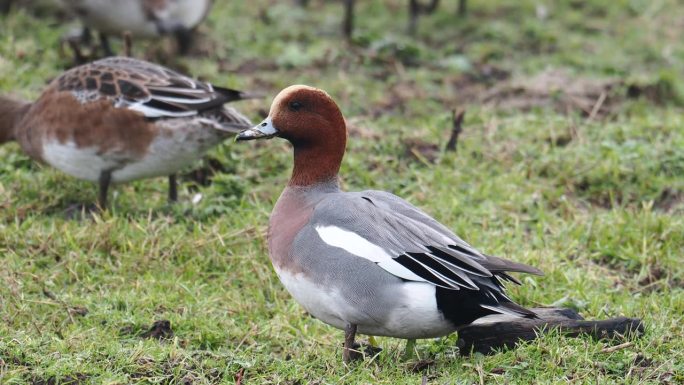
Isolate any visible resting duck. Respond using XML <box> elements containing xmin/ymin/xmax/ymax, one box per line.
<box><xmin>237</xmin><ymin>85</ymin><xmax>542</xmax><ymax>362</ymax></box>
<box><xmin>0</xmin><ymin>56</ymin><xmax>252</xmax><ymax>209</ymax></box>
<box><xmin>58</xmin><ymin>0</ymin><xmax>213</xmax><ymax>55</ymax></box>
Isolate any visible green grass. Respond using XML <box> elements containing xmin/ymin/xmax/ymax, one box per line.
<box><xmin>1</xmin><ymin>0</ymin><xmax>683</xmax><ymax>383</ymax></box>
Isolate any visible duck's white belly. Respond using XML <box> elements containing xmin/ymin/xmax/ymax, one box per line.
<box><xmin>276</xmin><ymin>268</ymin><xmax>355</xmax><ymax>331</ymax></box>
<box><xmin>111</xmin><ymin>131</ymin><xmax>219</xmax><ymax>182</ymax></box>
<box><xmin>275</xmin><ymin>267</ymin><xmax>455</xmax><ymax>339</ymax></box>
<box><xmin>61</xmin><ymin>0</ymin><xmax>158</xmax><ymax>36</ymax></box>
<box><xmin>42</xmin><ymin>126</ymin><xmax>224</xmax><ymax>183</ymax></box>
<box><xmin>43</xmin><ymin>141</ymin><xmax>116</xmax><ymax>182</ymax></box>
<box><xmin>60</xmin><ymin>0</ymin><xmax>211</xmax><ymax>36</ymax></box>
<box><xmin>167</xmin><ymin>0</ymin><xmax>212</xmax><ymax>29</ymax></box>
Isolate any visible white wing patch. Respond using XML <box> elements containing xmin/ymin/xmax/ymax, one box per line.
<box><xmin>480</xmin><ymin>304</ymin><xmax>527</xmax><ymax>318</ymax></box>
<box><xmin>315</xmin><ymin>225</ymin><xmax>428</xmax><ymax>283</ymax></box>
<box><xmin>125</xmin><ymin>102</ymin><xmax>197</xmax><ymax>118</ymax></box>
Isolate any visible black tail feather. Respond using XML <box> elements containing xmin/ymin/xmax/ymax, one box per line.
<box><xmin>214</xmin><ymin>86</ymin><xmax>263</xmax><ymax>103</ymax></box>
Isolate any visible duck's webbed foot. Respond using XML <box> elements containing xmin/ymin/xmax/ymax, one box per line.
<box><xmin>168</xmin><ymin>174</ymin><xmax>178</xmax><ymax>202</ymax></box>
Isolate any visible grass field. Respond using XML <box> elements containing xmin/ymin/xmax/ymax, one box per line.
<box><xmin>1</xmin><ymin>0</ymin><xmax>683</xmax><ymax>383</ymax></box>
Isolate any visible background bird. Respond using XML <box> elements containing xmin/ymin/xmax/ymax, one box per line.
<box><xmin>0</xmin><ymin>56</ymin><xmax>253</xmax><ymax>209</ymax></box>
<box><xmin>58</xmin><ymin>0</ymin><xmax>214</xmax><ymax>56</ymax></box>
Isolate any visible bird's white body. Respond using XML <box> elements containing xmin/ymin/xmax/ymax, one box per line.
<box><xmin>58</xmin><ymin>0</ymin><xmax>212</xmax><ymax>37</ymax></box>
<box><xmin>41</xmin><ymin>116</ymin><xmax>228</xmax><ymax>183</ymax></box>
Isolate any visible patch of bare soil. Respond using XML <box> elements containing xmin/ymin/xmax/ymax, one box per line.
<box><xmin>481</xmin><ymin>69</ymin><xmax>620</xmax><ymax>118</ymax></box>
<box><xmin>119</xmin><ymin>319</ymin><xmax>175</xmax><ymax>341</ymax></box>
<box><xmin>346</xmin><ymin>117</ymin><xmax>381</xmax><ymax>140</ymax></box>
<box><xmin>30</xmin><ymin>374</ymin><xmax>89</xmax><ymax>385</ymax></box>
<box><xmin>403</xmin><ymin>137</ymin><xmax>440</xmax><ymax>164</ymax></box>
<box><xmin>369</xmin><ymin>80</ymin><xmax>429</xmax><ymax>118</ymax></box>
<box><xmin>409</xmin><ymin>359</ymin><xmax>436</xmax><ymax>373</ymax></box>
<box><xmin>653</xmin><ymin>188</ymin><xmax>684</xmax><ymax>213</ymax></box>
<box><xmin>442</xmin><ymin>64</ymin><xmax>512</xmax><ymax>105</ymax></box>
<box><xmin>140</xmin><ymin>320</ymin><xmax>174</xmax><ymax>340</ymax></box>
<box><xmin>637</xmin><ymin>264</ymin><xmax>683</xmax><ymax>293</ymax></box>
<box><xmin>129</xmin><ymin>356</ymin><xmax>224</xmax><ymax>384</ymax></box>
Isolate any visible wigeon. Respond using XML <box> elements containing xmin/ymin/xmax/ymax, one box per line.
<box><xmin>237</xmin><ymin>85</ymin><xmax>543</xmax><ymax>362</ymax></box>
<box><xmin>0</xmin><ymin>56</ymin><xmax>252</xmax><ymax>209</ymax></box>
<box><xmin>58</xmin><ymin>0</ymin><xmax>213</xmax><ymax>55</ymax></box>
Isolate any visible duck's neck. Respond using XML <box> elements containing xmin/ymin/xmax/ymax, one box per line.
<box><xmin>0</xmin><ymin>95</ymin><xmax>31</xmax><ymax>143</ymax></box>
<box><xmin>289</xmin><ymin>142</ymin><xmax>345</xmax><ymax>187</ymax></box>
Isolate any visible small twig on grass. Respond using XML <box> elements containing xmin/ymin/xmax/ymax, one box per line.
<box><xmin>42</xmin><ymin>287</ymin><xmax>75</xmax><ymax>323</ymax></box>
<box><xmin>235</xmin><ymin>367</ymin><xmax>245</xmax><ymax>385</ymax></box>
<box><xmin>587</xmin><ymin>92</ymin><xmax>607</xmax><ymax>121</ymax></box>
<box><xmin>600</xmin><ymin>341</ymin><xmax>634</xmax><ymax>353</ymax></box>
<box><xmin>421</xmin><ymin>374</ymin><xmax>428</xmax><ymax>385</ymax></box>
<box><xmin>445</xmin><ymin>109</ymin><xmax>465</xmax><ymax>152</ymax></box>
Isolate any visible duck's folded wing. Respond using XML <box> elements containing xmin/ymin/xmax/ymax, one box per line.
<box><xmin>55</xmin><ymin>56</ymin><xmax>252</xmax><ymax>119</ymax></box>
<box><xmin>309</xmin><ymin>190</ymin><xmax>542</xmax><ymax>294</ymax></box>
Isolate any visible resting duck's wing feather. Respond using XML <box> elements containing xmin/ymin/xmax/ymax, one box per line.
<box><xmin>54</xmin><ymin>56</ymin><xmax>251</xmax><ymax>119</ymax></box>
<box><xmin>309</xmin><ymin>190</ymin><xmax>542</xmax><ymax>316</ymax></box>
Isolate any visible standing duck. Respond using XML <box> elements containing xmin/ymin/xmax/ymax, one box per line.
<box><xmin>0</xmin><ymin>56</ymin><xmax>252</xmax><ymax>209</ymax></box>
<box><xmin>58</xmin><ymin>0</ymin><xmax>214</xmax><ymax>55</ymax></box>
<box><xmin>237</xmin><ymin>85</ymin><xmax>542</xmax><ymax>362</ymax></box>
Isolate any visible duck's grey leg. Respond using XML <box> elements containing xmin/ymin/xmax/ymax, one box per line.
<box><xmin>174</xmin><ymin>28</ymin><xmax>194</xmax><ymax>55</ymax></box>
<box><xmin>342</xmin><ymin>0</ymin><xmax>355</xmax><ymax>39</ymax></box>
<box><xmin>458</xmin><ymin>0</ymin><xmax>467</xmax><ymax>16</ymax></box>
<box><xmin>343</xmin><ymin>323</ymin><xmax>357</xmax><ymax>363</ymax></box>
<box><xmin>99</xmin><ymin>32</ymin><xmax>114</xmax><ymax>56</ymax></box>
<box><xmin>404</xmin><ymin>338</ymin><xmax>416</xmax><ymax>359</ymax></box>
<box><xmin>98</xmin><ymin>170</ymin><xmax>112</xmax><ymax>209</ymax></box>
<box><xmin>80</xmin><ymin>27</ymin><xmax>93</xmax><ymax>45</ymax></box>
<box><xmin>168</xmin><ymin>174</ymin><xmax>178</xmax><ymax>202</ymax></box>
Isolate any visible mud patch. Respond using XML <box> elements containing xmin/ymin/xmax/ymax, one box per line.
<box><xmin>120</xmin><ymin>319</ymin><xmax>174</xmax><ymax>341</ymax></box>
<box><xmin>30</xmin><ymin>373</ymin><xmax>89</xmax><ymax>385</ymax></box>
<box><xmin>481</xmin><ymin>69</ymin><xmax>620</xmax><ymax>118</ymax></box>
<box><xmin>403</xmin><ymin>137</ymin><xmax>440</xmax><ymax>164</ymax></box>
<box><xmin>129</xmin><ymin>356</ymin><xmax>225</xmax><ymax>384</ymax></box>
<box><xmin>653</xmin><ymin>188</ymin><xmax>684</xmax><ymax>213</ymax></box>
<box><xmin>140</xmin><ymin>320</ymin><xmax>174</xmax><ymax>340</ymax></box>
<box><xmin>346</xmin><ymin>117</ymin><xmax>381</xmax><ymax>140</ymax></box>
<box><xmin>409</xmin><ymin>359</ymin><xmax>436</xmax><ymax>373</ymax></box>
<box><xmin>637</xmin><ymin>264</ymin><xmax>683</xmax><ymax>293</ymax></box>
<box><xmin>368</xmin><ymin>80</ymin><xmax>428</xmax><ymax>118</ymax></box>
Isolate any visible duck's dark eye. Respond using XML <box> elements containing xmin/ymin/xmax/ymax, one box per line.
<box><xmin>289</xmin><ymin>101</ymin><xmax>303</xmax><ymax>111</ymax></box>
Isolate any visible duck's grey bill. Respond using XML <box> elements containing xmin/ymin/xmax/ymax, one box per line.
<box><xmin>236</xmin><ymin>117</ymin><xmax>278</xmax><ymax>141</ymax></box>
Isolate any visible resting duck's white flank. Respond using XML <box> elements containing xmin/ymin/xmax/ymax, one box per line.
<box><xmin>58</xmin><ymin>0</ymin><xmax>214</xmax><ymax>55</ymax></box>
<box><xmin>236</xmin><ymin>85</ymin><xmax>543</xmax><ymax>363</ymax></box>
<box><xmin>0</xmin><ymin>56</ymin><xmax>252</xmax><ymax>209</ymax></box>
